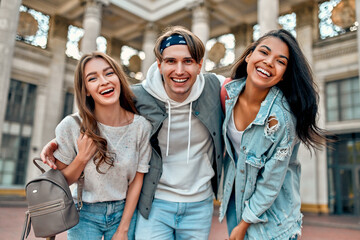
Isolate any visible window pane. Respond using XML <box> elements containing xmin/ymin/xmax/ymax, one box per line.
<box><xmin>341</xmin><ymin>107</ymin><xmax>354</xmax><ymax>121</ymax></box>
<box><xmin>326</xmin><ymin>82</ymin><xmax>338</xmax><ymax>121</ymax></box>
<box><xmin>327</xmin><ymin>82</ymin><xmax>338</xmax><ymax>95</ymax></box>
<box><xmin>327</xmin><ymin>109</ymin><xmax>338</xmax><ymax>122</ymax></box>
<box><xmin>340</xmin><ymin>169</ymin><xmax>354</xmax><ymax>214</ymax></box>
<box><xmin>2</xmin><ymin>173</ymin><xmax>13</xmax><ymax>185</ymax></box>
<box><xmin>355</xmin><ymin>139</ymin><xmax>360</xmax><ymax>163</ymax></box>
<box><xmin>354</xmin><ymin>107</ymin><xmax>360</xmax><ymax>119</ymax></box>
<box><xmin>327</xmin><ymin>96</ymin><xmax>338</xmax><ymax>109</ymax></box>
<box><xmin>341</xmin><ymin>107</ymin><xmax>352</xmax><ymax>121</ymax></box>
<box><xmin>326</xmin><ymin>77</ymin><xmax>360</xmax><ymax>121</ymax></box>
<box><xmin>4</xmin><ymin>161</ymin><xmax>16</xmax><ymax>172</ymax></box>
<box><xmin>62</xmin><ymin>92</ymin><xmax>74</xmax><ymax>118</ymax></box>
<box><xmin>340</xmin><ymin>80</ymin><xmax>352</xmax><ymax>94</ymax></box>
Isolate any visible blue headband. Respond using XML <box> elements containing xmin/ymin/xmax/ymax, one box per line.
<box><xmin>160</xmin><ymin>34</ymin><xmax>187</xmax><ymax>53</ymax></box>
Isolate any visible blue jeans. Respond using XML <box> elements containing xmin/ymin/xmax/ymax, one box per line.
<box><xmin>135</xmin><ymin>196</ymin><xmax>214</xmax><ymax>240</ymax></box>
<box><xmin>68</xmin><ymin>200</ymin><xmax>137</xmax><ymax>240</ymax></box>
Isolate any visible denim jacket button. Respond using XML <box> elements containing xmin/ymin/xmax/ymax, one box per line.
<box><xmin>242</xmin><ymin>146</ymin><xmax>246</xmax><ymax>151</ymax></box>
<box><xmin>240</xmin><ymin>170</ymin><xmax>244</xmax><ymax>174</ymax></box>
<box><xmin>241</xmin><ymin>189</ymin><xmax>245</xmax><ymax>193</ymax></box>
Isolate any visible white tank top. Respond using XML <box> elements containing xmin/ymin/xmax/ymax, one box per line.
<box><xmin>227</xmin><ymin>111</ymin><xmax>244</xmax><ymax>160</ymax></box>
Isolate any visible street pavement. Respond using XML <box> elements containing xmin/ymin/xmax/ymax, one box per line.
<box><xmin>1</xmin><ymin>203</ymin><xmax>360</xmax><ymax>240</ymax></box>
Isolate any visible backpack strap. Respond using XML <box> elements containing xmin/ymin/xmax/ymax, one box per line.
<box><xmin>70</xmin><ymin>113</ymin><xmax>84</xmax><ymax>211</ymax></box>
<box><xmin>220</xmin><ymin>78</ymin><xmax>232</xmax><ymax>112</ymax></box>
<box><xmin>20</xmin><ymin>210</ymin><xmax>31</xmax><ymax>240</ymax></box>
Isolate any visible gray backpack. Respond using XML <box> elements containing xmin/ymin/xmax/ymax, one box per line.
<box><xmin>21</xmin><ymin>158</ymin><xmax>83</xmax><ymax>240</ymax></box>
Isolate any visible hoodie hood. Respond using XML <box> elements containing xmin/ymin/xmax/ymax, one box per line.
<box><xmin>142</xmin><ymin>62</ymin><xmax>205</xmax><ymax>107</ymax></box>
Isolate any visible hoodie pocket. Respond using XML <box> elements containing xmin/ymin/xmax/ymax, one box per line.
<box><xmin>158</xmin><ymin>153</ymin><xmax>215</xmax><ymax>195</ymax></box>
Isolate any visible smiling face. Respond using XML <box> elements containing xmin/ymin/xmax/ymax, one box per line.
<box><xmin>157</xmin><ymin>44</ymin><xmax>203</xmax><ymax>102</ymax></box>
<box><xmin>245</xmin><ymin>36</ymin><xmax>289</xmax><ymax>91</ymax></box>
<box><xmin>84</xmin><ymin>57</ymin><xmax>121</xmax><ymax>109</ymax></box>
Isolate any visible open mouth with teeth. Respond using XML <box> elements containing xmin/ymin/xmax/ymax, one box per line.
<box><xmin>256</xmin><ymin>67</ymin><xmax>271</xmax><ymax>77</ymax></box>
<box><xmin>172</xmin><ymin>78</ymin><xmax>188</xmax><ymax>83</ymax></box>
<box><xmin>100</xmin><ymin>88</ymin><xmax>114</xmax><ymax>95</ymax></box>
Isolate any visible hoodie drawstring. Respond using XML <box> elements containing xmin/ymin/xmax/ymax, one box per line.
<box><xmin>165</xmin><ymin>100</ymin><xmax>192</xmax><ymax>165</ymax></box>
<box><xmin>166</xmin><ymin>99</ymin><xmax>171</xmax><ymax>157</ymax></box>
<box><xmin>186</xmin><ymin>102</ymin><xmax>192</xmax><ymax>164</ymax></box>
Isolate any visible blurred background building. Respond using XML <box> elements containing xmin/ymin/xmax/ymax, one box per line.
<box><xmin>0</xmin><ymin>0</ymin><xmax>359</xmax><ymax>216</ymax></box>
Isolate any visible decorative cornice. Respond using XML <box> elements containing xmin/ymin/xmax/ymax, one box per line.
<box><xmin>313</xmin><ymin>32</ymin><xmax>357</xmax><ymax>61</ymax></box>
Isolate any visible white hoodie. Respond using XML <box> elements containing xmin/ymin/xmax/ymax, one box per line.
<box><xmin>142</xmin><ymin>62</ymin><xmax>215</xmax><ymax>202</ymax></box>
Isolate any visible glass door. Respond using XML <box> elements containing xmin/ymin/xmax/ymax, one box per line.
<box><xmin>328</xmin><ymin>133</ymin><xmax>360</xmax><ymax>215</ymax></box>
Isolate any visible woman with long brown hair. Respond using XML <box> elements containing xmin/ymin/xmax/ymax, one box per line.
<box><xmin>48</xmin><ymin>52</ymin><xmax>151</xmax><ymax>240</ymax></box>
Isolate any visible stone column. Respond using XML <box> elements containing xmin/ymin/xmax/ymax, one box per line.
<box><xmin>0</xmin><ymin>0</ymin><xmax>21</xmax><ymax>147</ymax></box>
<box><xmin>258</xmin><ymin>0</ymin><xmax>279</xmax><ymax>36</ymax></box>
<box><xmin>295</xmin><ymin>2</ymin><xmax>315</xmax><ymax>66</ymax></box>
<box><xmin>81</xmin><ymin>0</ymin><xmax>108</xmax><ymax>54</ymax></box>
<box><xmin>27</xmin><ymin>86</ymin><xmax>48</xmax><ymax>181</ymax></box>
<box><xmin>42</xmin><ymin>15</ymin><xmax>68</xmax><ymax>144</ymax></box>
<box><xmin>108</xmin><ymin>37</ymin><xmax>123</xmax><ymax>65</ymax></box>
<box><xmin>141</xmin><ymin>23</ymin><xmax>157</xmax><ymax>75</ymax></box>
<box><xmin>295</xmin><ymin>1</ymin><xmax>328</xmax><ymax>213</ymax></box>
<box><xmin>191</xmin><ymin>3</ymin><xmax>209</xmax><ymax>71</ymax></box>
<box><xmin>232</xmin><ymin>24</ymin><xmax>253</xmax><ymax>60</ymax></box>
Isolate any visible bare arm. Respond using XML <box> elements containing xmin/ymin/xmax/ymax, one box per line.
<box><xmin>40</xmin><ymin>139</ymin><xmax>58</xmax><ymax>169</ymax></box>
<box><xmin>46</xmin><ymin>133</ymin><xmax>96</xmax><ymax>185</ymax></box>
<box><xmin>60</xmin><ymin>133</ymin><xmax>96</xmax><ymax>185</ymax></box>
<box><xmin>111</xmin><ymin>172</ymin><xmax>144</xmax><ymax>240</ymax></box>
<box><xmin>229</xmin><ymin>220</ymin><xmax>251</xmax><ymax>240</ymax></box>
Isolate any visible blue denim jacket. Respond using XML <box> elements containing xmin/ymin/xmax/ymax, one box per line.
<box><xmin>219</xmin><ymin>78</ymin><xmax>303</xmax><ymax>240</ymax></box>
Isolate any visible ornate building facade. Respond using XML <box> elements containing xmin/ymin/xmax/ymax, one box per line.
<box><xmin>0</xmin><ymin>0</ymin><xmax>359</xmax><ymax>216</ymax></box>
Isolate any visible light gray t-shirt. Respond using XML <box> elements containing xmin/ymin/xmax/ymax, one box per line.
<box><xmin>54</xmin><ymin>113</ymin><xmax>152</xmax><ymax>203</ymax></box>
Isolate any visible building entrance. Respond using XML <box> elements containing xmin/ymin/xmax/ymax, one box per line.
<box><xmin>328</xmin><ymin>133</ymin><xmax>360</xmax><ymax>215</ymax></box>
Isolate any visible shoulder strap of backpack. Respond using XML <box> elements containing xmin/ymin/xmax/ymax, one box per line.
<box><xmin>20</xmin><ymin>211</ymin><xmax>31</xmax><ymax>240</ymax></box>
<box><xmin>69</xmin><ymin>114</ymin><xmax>84</xmax><ymax>211</ymax></box>
<box><xmin>220</xmin><ymin>78</ymin><xmax>232</xmax><ymax>112</ymax></box>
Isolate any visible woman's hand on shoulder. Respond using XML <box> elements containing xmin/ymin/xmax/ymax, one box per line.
<box><xmin>76</xmin><ymin>133</ymin><xmax>97</xmax><ymax>164</ymax></box>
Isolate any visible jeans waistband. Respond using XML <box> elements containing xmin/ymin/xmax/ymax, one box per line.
<box><xmin>78</xmin><ymin>200</ymin><xmax>125</xmax><ymax>214</ymax></box>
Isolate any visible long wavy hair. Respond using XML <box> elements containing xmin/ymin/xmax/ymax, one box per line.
<box><xmin>74</xmin><ymin>51</ymin><xmax>137</xmax><ymax>173</ymax></box>
<box><xmin>231</xmin><ymin>29</ymin><xmax>328</xmax><ymax>149</ymax></box>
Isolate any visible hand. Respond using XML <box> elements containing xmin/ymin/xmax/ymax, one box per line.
<box><xmin>40</xmin><ymin>139</ymin><xmax>58</xmax><ymax>169</ymax></box>
<box><xmin>229</xmin><ymin>220</ymin><xmax>250</xmax><ymax>240</ymax></box>
<box><xmin>111</xmin><ymin>230</ymin><xmax>128</xmax><ymax>240</ymax></box>
<box><xmin>76</xmin><ymin>133</ymin><xmax>97</xmax><ymax>164</ymax></box>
